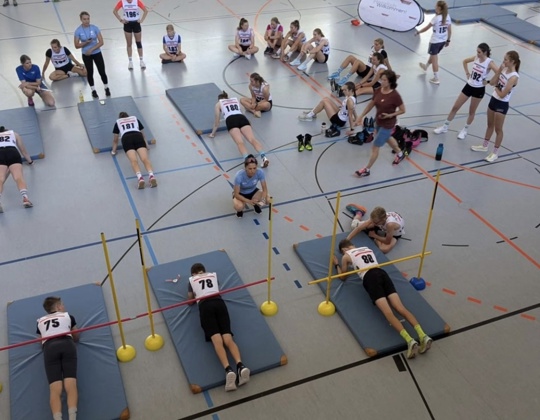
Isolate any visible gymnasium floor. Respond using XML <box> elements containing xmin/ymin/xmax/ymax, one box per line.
<box><xmin>1</xmin><ymin>1</ymin><xmax>540</xmax><ymax>419</ymax></box>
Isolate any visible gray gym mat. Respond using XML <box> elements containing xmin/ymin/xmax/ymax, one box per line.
<box><xmin>78</xmin><ymin>96</ymin><xmax>156</xmax><ymax>153</ymax></box>
<box><xmin>165</xmin><ymin>83</ymin><xmax>227</xmax><ymax>135</ymax></box>
<box><xmin>147</xmin><ymin>249</ymin><xmax>287</xmax><ymax>393</ymax></box>
<box><xmin>294</xmin><ymin>232</ymin><xmax>450</xmax><ymax>357</ymax></box>
<box><xmin>7</xmin><ymin>283</ymin><xmax>129</xmax><ymax>420</ymax></box>
<box><xmin>0</xmin><ymin>107</ymin><xmax>44</xmax><ymax>161</ymax></box>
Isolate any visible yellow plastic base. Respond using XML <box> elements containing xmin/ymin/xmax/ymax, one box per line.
<box><xmin>145</xmin><ymin>334</ymin><xmax>165</xmax><ymax>351</ymax></box>
<box><xmin>260</xmin><ymin>301</ymin><xmax>279</xmax><ymax>316</ymax></box>
<box><xmin>0</xmin><ymin>381</ymin><xmax>3</xmax><ymax>393</ymax></box>
<box><xmin>117</xmin><ymin>344</ymin><xmax>137</xmax><ymax>362</ymax></box>
<box><xmin>318</xmin><ymin>301</ymin><xmax>336</xmax><ymax>316</ymax></box>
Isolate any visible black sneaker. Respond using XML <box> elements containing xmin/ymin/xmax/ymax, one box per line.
<box><xmin>105</xmin><ymin>88</ymin><xmax>111</xmax><ymax>97</ymax></box>
<box><xmin>254</xmin><ymin>205</ymin><xmax>262</xmax><ymax>214</ymax></box>
<box><xmin>236</xmin><ymin>211</ymin><xmax>243</xmax><ymax>218</ymax></box>
<box><xmin>297</xmin><ymin>134</ymin><xmax>304</xmax><ymax>152</ymax></box>
<box><xmin>304</xmin><ymin>133</ymin><xmax>313</xmax><ymax>151</ymax></box>
<box><xmin>91</xmin><ymin>90</ymin><xmax>99</xmax><ymax>99</ymax></box>
<box><xmin>161</xmin><ymin>59</ymin><xmax>172</xmax><ymax>64</ymax></box>
<box><xmin>264</xmin><ymin>47</ymin><xmax>273</xmax><ymax>55</ymax></box>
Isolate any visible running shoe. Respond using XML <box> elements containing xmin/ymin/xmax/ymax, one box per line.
<box><xmin>137</xmin><ymin>177</ymin><xmax>145</xmax><ymax>189</ymax></box>
<box><xmin>28</xmin><ymin>97</ymin><xmax>34</xmax><ymax>107</ymax></box>
<box><xmin>140</xmin><ymin>60</ymin><xmax>146</xmax><ymax>69</ymax></box>
<box><xmin>297</xmin><ymin>62</ymin><xmax>308</xmax><ymax>71</ymax></box>
<box><xmin>105</xmin><ymin>88</ymin><xmax>111</xmax><ymax>97</ymax></box>
<box><xmin>471</xmin><ymin>145</ymin><xmax>488</xmax><ymax>152</ymax></box>
<box><xmin>354</xmin><ymin>168</ymin><xmax>370</xmax><ymax>177</ymax></box>
<box><xmin>406</xmin><ymin>339</ymin><xmax>419</xmax><ymax>359</ymax></box>
<box><xmin>261</xmin><ymin>156</ymin><xmax>269</xmax><ymax>168</ymax></box>
<box><xmin>484</xmin><ymin>153</ymin><xmax>498</xmax><ymax>163</ymax></box>
<box><xmin>328</xmin><ymin>71</ymin><xmax>340</xmax><ymax>80</ymax></box>
<box><xmin>457</xmin><ymin>128</ymin><xmax>468</xmax><ymax>140</ymax></box>
<box><xmin>393</xmin><ymin>153</ymin><xmax>406</xmax><ymax>165</ymax></box>
<box><xmin>128</xmin><ymin>61</ymin><xmax>134</xmax><ymax>70</ymax></box>
<box><xmin>253</xmin><ymin>204</ymin><xmax>262</xmax><ymax>214</ymax></box>
<box><xmin>225</xmin><ymin>371</ymin><xmax>237</xmax><ymax>392</ymax></box>
<box><xmin>237</xmin><ymin>367</ymin><xmax>250</xmax><ymax>386</ymax></box>
<box><xmin>419</xmin><ymin>62</ymin><xmax>427</xmax><ymax>72</ymax></box>
<box><xmin>236</xmin><ymin>211</ymin><xmax>244</xmax><ymax>218</ymax></box>
<box><xmin>23</xmin><ymin>197</ymin><xmax>33</xmax><ymax>208</ymax></box>
<box><xmin>290</xmin><ymin>57</ymin><xmax>302</xmax><ymax>66</ymax></box>
<box><xmin>434</xmin><ymin>125</ymin><xmax>448</xmax><ymax>134</ymax></box>
<box><xmin>429</xmin><ymin>77</ymin><xmax>440</xmax><ymax>85</ymax></box>
<box><xmin>419</xmin><ymin>336</ymin><xmax>433</xmax><ymax>354</ymax></box>
<box><xmin>149</xmin><ymin>175</ymin><xmax>157</xmax><ymax>188</ymax></box>
<box><xmin>92</xmin><ymin>90</ymin><xmax>99</xmax><ymax>99</ymax></box>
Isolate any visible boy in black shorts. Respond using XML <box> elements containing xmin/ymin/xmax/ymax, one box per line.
<box><xmin>187</xmin><ymin>263</ymin><xmax>250</xmax><ymax>391</ymax></box>
<box><xmin>37</xmin><ymin>297</ymin><xmax>79</xmax><ymax>420</ymax></box>
<box><xmin>335</xmin><ymin>240</ymin><xmax>432</xmax><ymax>359</ymax></box>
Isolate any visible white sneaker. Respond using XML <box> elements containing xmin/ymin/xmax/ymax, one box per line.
<box><xmin>128</xmin><ymin>61</ymin><xmax>134</xmax><ymax>70</ymax></box>
<box><xmin>237</xmin><ymin>367</ymin><xmax>250</xmax><ymax>386</ymax></box>
<box><xmin>290</xmin><ymin>57</ymin><xmax>302</xmax><ymax>66</ymax></box>
<box><xmin>298</xmin><ymin>114</ymin><xmax>313</xmax><ymax>121</ymax></box>
<box><xmin>406</xmin><ymin>339</ymin><xmax>418</xmax><ymax>359</ymax></box>
<box><xmin>297</xmin><ymin>62</ymin><xmax>308</xmax><ymax>71</ymax></box>
<box><xmin>67</xmin><ymin>71</ymin><xmax>79</xmax><ymax>77</ymax></box>
<box><xmin>261</xmin><ymin>156</ymin><xmax>269</xmax><ymax>168</ymax></box>
<box><xmin>225</xmin><ymin>371</ymin><xmax>237</xmax><ymax>392</ymax></box>
<box><xmin>429</xmin><ymin>77</ymin><xmax>440</xmax><ymax>85</ymax></box>
<box><xmin>419</xmin><ymin>62</ymin><xmax>427</xmax><ymax>72</ymax></box>
<box><xmin>245</xmin><ymin>54</ymin><xmax>251</xmax><ymax>60</ymax></box>
<box><xmin>434</xmin><ymin>125</ymin><xmax>448</xmax><ymax>134</ymax></box>
<box><xmin>457</xmin><ymin>128</ymin><xmax>468</xmax><ymax>140</ymax></box>
<box><xmin>419</xmin><ymin>336</ymin><xmax>433</xmax><ymax>354</ymax></box>
<box><xmin>140</xmin><ymin>60</ymin><xmax>146</xmax><ymax>69</ymax></box>
<box><xmin>233</xmin><ymin>53</ymin><xmax>240</xmax><ymax>58</ymax></box>
<box><xmin>471</xmin><ymin>145</ymin><xmax>488</xmax><ymax>152</ymax></box>
<box><xmin>485</xmin><ymin>152</ymin><xmax>498</xmax><ymax>162</ymax></box>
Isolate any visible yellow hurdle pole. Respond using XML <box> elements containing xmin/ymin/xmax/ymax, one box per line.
<box><xmin>324</xmin><ymin>192</ymin><xmax>341</xmax><ymax>303</ymax></box>
<box><xmin>266</xmin><ymin>197</ymin><xmax>273</xmax><ymax>304</ymax></box>
<box><xmin>135</xmin><ymin>219</ymin><xmax>156</xmax><ymax>338</ymax></box>
<box><xmin>309</xmin><ymin>251</ymin><xmax>432</xmax><ymax>285</ymax></box>
<box><xmin>416</xmin><ymin>170</ymin><xmax>441</xmax><ymax>279</ymax></box>
<box><xmin>100</xmin><ymin>232</ymin><xmax>128</xmax><ymax>349</ymax></box>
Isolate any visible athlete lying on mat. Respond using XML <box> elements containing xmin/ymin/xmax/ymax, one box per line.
<box><xmin>335</xmin><ymin>240</ymin><xmax>432</xmax><ymax>359</ymax></box>
<box><xmin>347</xmin><ymin>205</ymin><xmax>404</xmax><ymax>254</ymax></box>
<box><xmin>37</xmin><ymin>297</ymin><xmax>79</xmax><ymax>420</ymax></box>
<box><xmin>187</xmin><ymin>263</ymin><xmax>251</xmax><ymax>391</ymax></box>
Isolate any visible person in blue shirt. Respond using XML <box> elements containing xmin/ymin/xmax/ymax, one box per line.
<box><xmin>232</xmin><ymin>155</ymin><xmax>269</xmax><ymax>218</ymax></box>
<box><xmin>74</xmin><ymin>11</ymin><xmax>110</xmax><ymax>99</ymax></box>
<box><xmin>16</xmin><ymin>55</ymin><xmax>55</xmax><ymax>107</ymax></box>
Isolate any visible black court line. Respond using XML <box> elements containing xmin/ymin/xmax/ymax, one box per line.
<box><xmin>177</xmin><ymin>300</ymin><xmax>540</xmax><ymax>420</ymax></box>
<box><xmin>442</xmin><ymin>244</ymin><xmax>470</xmax><ymax>247</ymax></box>
<box><xmin>402</xmin><ymin>354</ymin><xmax>436</xmax><ymax>420</ymax></box>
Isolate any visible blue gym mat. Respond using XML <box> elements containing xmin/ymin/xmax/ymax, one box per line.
<box><xmin>0</xmin><ymin>107</ymin><xmax>44</xmax><ymax>161</ymax></box>
<box><xmin>78</xmin><ymin>96</ymin><xmax>156</xmax><ymax>153</ymax></box>
<box><xmin>146</xmin><ymin>250</ymin><xmax>287</xmax><ymax>393</ymax></box>
<box><xmin>416</xmin><ymin>0</ymin><xmax>527</xmax><ymax>12</ymax></box>
<box><xmin>7</xmin><ymin>284</ymin><xmax>129</xmax><ymax>420</ymax></box>
<box><xmin>450</xmin><ymin>4</ymin><xmax>516</xmax><ymax>24</ymax></box>
<box><xmin>165</xmin><ymin>83</ymin><xmax>227</xmax><ymax>135</ymax></box>
<box><xmin>484</xmin><ymin>15</ymin><xmax>540</xmax><ymax>45</ymax></box>
<box><xmin>294</xmin><ymin>232</ymin><xmax>450</xmax><ymax>357</ymax></box>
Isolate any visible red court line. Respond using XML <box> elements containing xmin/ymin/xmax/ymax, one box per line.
<box><xmin>407</xmin><ymin>157</ymin><xmax>540</xmax><ymax>271</ymax></box>
<box><xmin>205</xmin><ymin>157</ymin><xmax>212</xmax><ymax>163</ymax></box>
<box><xmin>520</xmin><ymin>314</ymin><xmax>536</xmax><ymax>321</ymax></box>
<box><xmin>284</xmin><ymin>216</ymin><xmax>293</xmax><ymax>222</ymax></box>
<box><xmin>414</xmin><ymin>149</ymin><xmax>540</xmax><ymax>191</ymax></box>
<box><xmin>198</xmin><ymin>150</ymin><xmax>204</xmax><ymax>155</ymax></box>
<box><xmin>442</xmin><ymin>288</ymin><xmax>456</xmax><ymax>296</ymax></box>
<box><xmin>299</xmin><ymin>225</ymin><xmax>310</xmax><ymax>231</ymax></box>
<box><xmin>494</xmin><ymin>305</ymin><xmax>508</xmax><ymax>313</ymax></box>
<box><xmin>467</xmin><ymin>297</ymin><xmax>482</xmax><ymax>304</ymax></box>
<box><xmin>222</xmin><ymin>173</ymin><xmax>230</xmax><ymax>179</ymax></box>
<box><xmin>316</xmin><ymin>234</ymin><xmax>323</xmax><ymax>238</ymax></box>
<box><xmin>191</xmin><ymin>142</ymin><xmax>197</xmax><ymax>147</ymax></box>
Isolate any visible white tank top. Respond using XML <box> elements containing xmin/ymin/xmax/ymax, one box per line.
<box><xmin>0</xmin><ymin>130</ymin><xmax>18</xmax><ymax>149</ymax></box>
<box><xmin>122</xmin><ymin>0</ymin><xmax>141</xmax><ymax>22</ymax></box>
<box><xmin>37</xmin><ymin>312</ymin><xmax>74</xmax><ymax>343</ymax></box>
<box><xmin>346</xmin><ymin>247</ymin><xmax>379</xmax><ymax>280</ymax></box>
<box><xmin>315</xmin><ymin>38</ymin><xmax>330</xmax><ymax>55</ymax></box>
<box><xmin>50</xmin><ymin>47</ymin><xmax>70</xmax><ymax>68</ymax></box>
<box><xmin>164</xmin><ymin>33</ymin><xmax>181</xmax><ymax>54</ymax></box>
<box><xmin>219</xmin><ymin>98</ymin><xmax>242</xmax><ymax>119</ymax></box>
<box><xmin>429</xmin><ymin>14</ymin><xmax>451</xmax><ymax>43</ymax></box>
<box><xmin>337</xmin><ymin>96</ymin><xmax>356</xmax><ymax>122</ymax></box>
<box><xmin>189</xmin><ymin>272</ymin><xmax>220</xmax><ymax>300</ymax></box>
<box><xmin>237</xmin><ymin>27</ymin><xmax>253</xmax><ymax>46</ymax></box>
<box><xmin>468</xmin><ymin>57</ymin><xmax>492</xmax><ymax>88</ymax></box>
<box><xmin>292</xmin><ymin>29</ymin><xmax>306</xmax><ymax>42</ymax></box>
<box><xmin>378</xmin><ymin>212</ymin><xmax>405</xmax><ymax>236</ymax></box>
<box><xmin>116</xmin><ymin>116</ymin><xmax>139</xmax><ymax>137</ymax></box>
<box><xmin>251</xmin><ymin>82</ymin><xmax>272</xmax><ymax>102</ymax></box>
<box><xmin>493</xmin><ymin>70</ymin><xmax>519</xmax><ymax>102</ymax></box>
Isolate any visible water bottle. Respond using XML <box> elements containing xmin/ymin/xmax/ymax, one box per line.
<box><xmin>435</xmin><ymin>143</ymin><xmax>444</xmax><ymax>161</ymax></box>
<box><xmin>78</xmin><ymin>90</ymin><xmax>84</xmax><ymax>103</ymax></box>
<box><xmin>321</xmin><ymin>122</ymin><xmax>327</xmax><ymax>134</ymax></box>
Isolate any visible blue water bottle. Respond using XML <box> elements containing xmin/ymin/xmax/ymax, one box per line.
<box><xmin>435</xmin><ymin>143</ymin><xmax>444</xmax><ymax>161</ymax></box>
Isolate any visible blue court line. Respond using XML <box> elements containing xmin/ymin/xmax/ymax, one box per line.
<box><xmin>253</xmin><ymin>219</ymin><xmax>260</xmax><ymax>225</ymax></box>
<box><xmin>273</xmin><ymin>247</ymin><xmax>280</xmax><ymax>255</ymax></box>
<box><xmin>51</xmin><ymin>1</ymin><xmax>70</xmax><ymax>45</ymax></box>
<box><xmin>262</xmin><ymin>232</ymin><xmax>269</xmax><ymax>240</ymax></box>
<box><xmin>3</xmin><ymin>146</ymin><xmax>540</xmax><ymax>269</ymax></box>
<box><xmin>283</xmin><ymin>263</ymin><xmax>291</xmax><ymax>271</ymax></box>
<box><xmin>294</xmin><ymin>280</ymin><xmax>302</xmax><ymax>288</ymax></box>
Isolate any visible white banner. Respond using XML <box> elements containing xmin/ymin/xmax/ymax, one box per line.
<box><xmin>358</xmin><ymin>0</ymin><xmax>424</xmax><ymax>32</ymax></box>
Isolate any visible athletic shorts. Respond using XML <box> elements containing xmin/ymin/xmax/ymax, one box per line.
<box><xmin>240</xmin><ymin>44</ymin><xmax>250</xmax><ymax>52</ymax></box>
<box><xmin>226</xmin><ymin>114</ymin><xmax>250</xmax><ymax>131</ymax></box>
<box><xmin>373</xmin><ymin>125</ymin><xmax>393</xmax><ymax>147</ymax></box>
<box><xmin>0</xmin><ymin>147</ymin><xmax>22</xmax><ymax>166</ymax></box>
<box><xmin>57</xmin><ymin>63</ymin><xmax>75</xmax><ymax>74</ymax></box>
<box><xmin>428</xmin><ymin>42</ymin><xmax>446</xmax><ymax>55</ymax></box>
<box><xmin>356</xmin><ymin>66</ymin><xmax>371</xmax><ymax>78</ymax></box>
<box><xmin>198</xmin><ymin>298</ymin><xmax>232</xmax><ymax>341</ymax></box>
<box><xmin>488</xmin><ymin>97</ymin><xmax>509</xmax><ymax>115</ymax></box>
<box><xmin>323</xmin><ymin>54</ymin><xmax>329</xmax><ymax>63</ymax></box>
<box><xmin>330</xmin><ymin>113</ymin><xmax>346</xmax><ymax>127</ymax></box>
<box><xmin>256</xmin><ymin>99</ymin><xmax>273</xmax><ymax>111</ymax></box>
<box><xmin>362</xmin><ymin>268</ymin><xmax>397</xmax><ymax>304</ymax></box>
<box><xmin>43</xmin><ymin>337</ymin><xmax>77</xmax><ymax>384</ymax></box>
<box><xmin>462</xmin><ymin>84</ymin><xmax>485</xmax><ymax>99</ymax></box>
<box><xmin>121</xmin><ymin>131</ymin><xmax>146</xmax><ymax>152</ymax></box>
<box><xmin>123</xmin><ymin>21</ymin><xmax>142</xmax><ymax>34</ymax></box>
<box><xmin>233</xmin><ymin>187</ymin><xmax>259</xmax><ymax>200</ymax></box>
<box><xmin>372</xmin><ymin>81</ymin><xmax>381</xmax><ymax>90</ymax></box>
